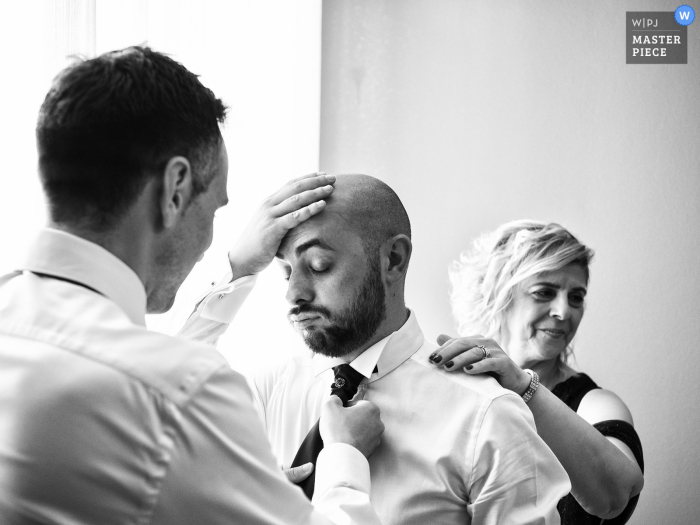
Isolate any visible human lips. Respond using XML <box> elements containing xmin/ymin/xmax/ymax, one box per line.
<box><xmin>538</xmin><ymin>327</ymin><xmax>567</xmax><ymax>339</ymax></box>
<box><xmin>289</xmin><ymin>314</ymin><xmax>322</xmax><ymax>329</ymax></box>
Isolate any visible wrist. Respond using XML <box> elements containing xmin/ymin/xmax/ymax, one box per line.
<box><xmin>516</xmin><ymin>370</ymin><xmax>532</xmax><ymax>396</ymax></box>
<box><xmin>521</xmin><ymin>369</ymin><xmax>540</xmax><ymax>403</ymax></box>
<box><xmin>227</xmin><ymin>253</ymin><xmax>253</xmax><ymax>282</ymax></box>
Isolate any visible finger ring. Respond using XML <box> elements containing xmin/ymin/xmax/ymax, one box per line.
<box><xmin>476</xmin><ymin>344</ymin><xmax>491</xmax><ymax>359</ymax></box>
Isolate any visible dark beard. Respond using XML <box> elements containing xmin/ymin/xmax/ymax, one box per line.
<box><xmin>289</xmin><ymin>257</ymin><xmax>387</xmax><ymax>358</ymax></box>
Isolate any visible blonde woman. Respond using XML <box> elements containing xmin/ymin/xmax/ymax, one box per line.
<box><xmin>430</xmin><ymin>220</ymin><xmax>644</xmax><ymax>524</ymax></box>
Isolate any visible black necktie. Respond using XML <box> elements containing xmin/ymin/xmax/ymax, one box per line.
<box><xmin>290</xmin><ymin>364</ymin><xmax>365</xmax><ymax>499</ymax></box>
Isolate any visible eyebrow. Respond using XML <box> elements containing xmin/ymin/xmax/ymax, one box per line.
<box><xmin>294</xmin><ymin>238</ymin><xmax>334</xmax><ymax>258</ymax></box>
<box><xmin>531</xmin><ymin>281</ymin><xmax>587</xmax><ymax>294</ymax></box>
<box><xmin>276</xmin><ymin>238</ymin><xmax>335</xmax><ymax>260</ymax></box>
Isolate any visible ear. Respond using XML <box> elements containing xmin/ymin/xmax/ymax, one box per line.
<box><xmin>159</xmin><ymin>156</ymin><xmax>194</xmax><ymax>229</ymax></box>
<box><xmin>381</xmin><ymin>234</ymin><xmax>412</xmax><ymax>286</ymax></box>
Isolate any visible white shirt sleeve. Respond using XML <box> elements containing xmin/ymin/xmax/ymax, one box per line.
<box><xmin>467</xmin><ymin>393</ymin><xmax>571</xmax><ymax>525</ymax></box>
<box><xmin>312</xmin><ymin>444</ymin><xmax>377</xmax><ymax>525</ymax></box>
<box><xmin>176</xmin><ymin>273</ymin><xmax>257</xmax><ymax>347</ymax></box>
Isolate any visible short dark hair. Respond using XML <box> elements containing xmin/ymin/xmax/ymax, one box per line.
<box><xmin>36</xmin><ymin>46</ymin><xmax>227</xmax><ymax>230</ymax></box>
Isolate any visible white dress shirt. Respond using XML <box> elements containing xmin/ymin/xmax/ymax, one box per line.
<box><xmin>181</xmin><ymin>280</ymin><xmax>572</xmax><ymax>525</ymax></box>
<box><xmin>0</xmin><ymin>228</ymin><xmax>381</xmax><ymax>525</ymax></box>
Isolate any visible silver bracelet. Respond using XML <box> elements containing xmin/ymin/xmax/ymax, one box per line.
<box><xmin>521</xmin><ymin>369</ymin><xmax>540</xmax><ymax>403</ymax></box>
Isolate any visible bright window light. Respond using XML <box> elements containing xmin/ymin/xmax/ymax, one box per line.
<box><xmin>0</xmin><ymin>0</ymin><xmax>322</xmax><ymax>375</ymax></box>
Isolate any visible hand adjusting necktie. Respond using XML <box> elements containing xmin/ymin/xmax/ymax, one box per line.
<box><xmin>290</xmin><ymin>363</ymin><xmax>365</xmax><ymax>499</ymax></box>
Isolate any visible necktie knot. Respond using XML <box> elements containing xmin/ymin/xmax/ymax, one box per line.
<box><xmin>290</xmin><ymin>363</ymin><xmax>367</xmax><ymax>499</ymax></box>
<box><xmin>331</xmin><ymin>364</ymin><xmax>365</xmax><ymax>406</ymax></box>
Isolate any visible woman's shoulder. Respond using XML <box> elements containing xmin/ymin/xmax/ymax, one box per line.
<box><xmin>577</xmin><ymin>379</ymin><xmax>644</xmax><ymax>473</ymax></box>
<box><xmin>578</xmin><ymin>386</ymin><xmax>634</xmax><ymax>426</ymax></box>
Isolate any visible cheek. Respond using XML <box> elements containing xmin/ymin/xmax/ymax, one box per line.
<box><xmin>569</xmin><ymin>309</ymin><xmax>584</xmax><ymax>336</ymax></box>
<box><xmin>321</xmin><ymin>268</ymin><xmax>364</xmax><ymax>311</ymax></box>
<box><xmin>517</xmin><ymin>303</ymin><xmax>546</xmax><ymax>335</ymax></box>
<box><xmin>195</xmin><ymin>211</ymin><xmax>215</xmax><ymax>253</ymax></box>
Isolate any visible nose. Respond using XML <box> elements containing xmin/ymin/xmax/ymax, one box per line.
<box><xmin>549</xmin><ymin>293</ymin><xmax>571</xmax><ymax>321</ymax></box>
<box><xmin>285</xmin><ymin>270</ymin><xmax>314</xmax><ymax>306</ymax></box>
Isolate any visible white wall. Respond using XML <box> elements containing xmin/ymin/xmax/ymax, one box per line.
<box><xmin>319</xmin><ymin>1</ymin><xmax>700</xmax><ymax>523</ymax></box>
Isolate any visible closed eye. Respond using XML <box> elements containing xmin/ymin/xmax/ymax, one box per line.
<box><xmin>569</xmin><ymin>293</ymin><xmax>585</xmax><ymax>307</ymax></box>
<box><xmin>310</xmin><ymin>260</ymin><xmax>331</xmax><ymax>273</ymax></box>
<box><xmin>532</xmin><ymin>289</ymin><xmax>555</xmax><ymax>301</ymax></box>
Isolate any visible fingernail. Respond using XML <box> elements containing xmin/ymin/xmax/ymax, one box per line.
<box><xmin>429</xmin><ymin>353</ymin><xmax>442</xmax><ymax>364</ymax></box>
<box><xmin>302</xmin><ymin>463</ymin><xmax>312</xmax><ymax>473</ymax></box>
<box><xmin>325</xmin><ymin>174</ymin><xmax>336</xmax><ymax>182</ymax></box>
<box><xmin>444</xmin><ymin>361</ymin><xmax>454</xmax><ymax>369</ymax></box>
<box><xmin>317</xmin><ymin>171</ymin><xmax>326</xmax><ymax>175</ymax></box>
<box><xmin>465</xmin><ymin>365</ymin><xmax>473</xmax><ymax>371</ymax></box>
<box><xmin>323</xmin><ymin>185</ymin><xmax>333</xmax><ymax>191</ymax></box>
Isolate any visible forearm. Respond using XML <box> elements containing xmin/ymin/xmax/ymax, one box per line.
<box><xmin>527</xmin><ymin>386</ymin><xmax>644</xmax><ymax>518</ymax></box>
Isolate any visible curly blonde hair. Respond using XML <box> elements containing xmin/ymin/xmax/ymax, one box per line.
<box><xmin>449</xmin><ymin>220</ymin><xmax>594</xmax><ymax>363</ymax></box>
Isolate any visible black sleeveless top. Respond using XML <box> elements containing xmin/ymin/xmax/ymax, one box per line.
<box><xmin>551</xmin><ymin>373</ymin><xmax>644</xmax><ymax>525</ymax></box>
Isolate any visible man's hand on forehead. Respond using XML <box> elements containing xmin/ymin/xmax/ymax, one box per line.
<box><xmin>227</xmin><ymin>173</ymin><xmax>336</xmax><ymax>282</ymax></box>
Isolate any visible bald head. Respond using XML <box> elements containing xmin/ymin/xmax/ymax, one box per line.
<box><xmin>323</xmin><ymin>174</ymin><xmax>411</xmax><ymax>256</ymax></box>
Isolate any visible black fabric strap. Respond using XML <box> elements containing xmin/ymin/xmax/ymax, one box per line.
<box><xmin>594</xmin><ymin>420</ymin><xmax>644</xmax><ymax>473</ymax></box>
<box><xmin>290</xmin><ymin>364</ymin><xmax>365</xmax><ymax>499</ymax></box>
<box><xmin>551</xmin><ymin>372</ymin><xmax>600</xmax><ymax>412</ymax></box>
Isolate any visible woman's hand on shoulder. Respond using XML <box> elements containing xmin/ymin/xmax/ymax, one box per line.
<box><xmin>431</xmin><ymin>334</ymin><xmax>531</xmax><ymax>395</ymax></box>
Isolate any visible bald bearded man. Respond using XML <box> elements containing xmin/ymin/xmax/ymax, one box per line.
<box><xmin>181</xmin><ymin>174</ymin><xmax>571</xmax><ymax>525</ymax></box>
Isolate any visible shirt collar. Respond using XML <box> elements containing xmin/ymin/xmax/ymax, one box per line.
<box><xmin>312</xmin><ymin>310</ymin><xmax>424</xmax><ymax>381</ymax></box>
<box><xmin>18</xmin><ymin>228</ymin><xmax>147</xmax><ymax>326</ymax></box>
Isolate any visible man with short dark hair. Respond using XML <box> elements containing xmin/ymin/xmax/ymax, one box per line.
<box><xmin>0</xmin><ymin>47</ymin><xmax>385</xmax><ymax>525</ymax></box>
<box><xmin>183</xmin><ymin>174</ymin><xmax>572</xmax><ymax>524</ymax></box>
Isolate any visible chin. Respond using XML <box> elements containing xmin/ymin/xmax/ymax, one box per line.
<box><xmin>301</xmin><ymin>329</ymin><xmax>359</xmax><ymax>358</ymax></box>
<box><xmin>146</xmin><ymin>292</ymin><xmax>177</xmax><ymax>314</ymax></box>
<box><xmin>536</xmin><ymin>341</ymin><xmax>566</xmax><ymax>361</ymax></box>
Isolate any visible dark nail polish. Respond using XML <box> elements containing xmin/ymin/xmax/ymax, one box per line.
<box><xmin>465</xmin><ymin>365</ymin><xmax>473</xmax><ymax>371</ymax></box>
<box><xmin>429</xmin><ymin>353</ymin><xmax>442</xmax><ymax>364</ymax></box>
<box><xmin>445</xmin><ymin>361</ymin><xmax>454</xmax><ymax>369</ymax></box>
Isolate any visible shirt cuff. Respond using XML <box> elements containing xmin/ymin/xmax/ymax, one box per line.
<box><xmin>313</xmin><ymin>443</ymin><xmax>371</xmax><ymax>498</ymax></box>
<box><xmin>196</xmin><ymin>273</ymin><xmax>257</xmax><ymax>324</ymax></box>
